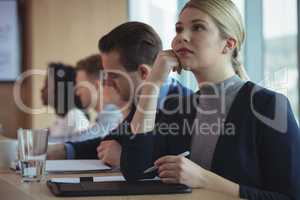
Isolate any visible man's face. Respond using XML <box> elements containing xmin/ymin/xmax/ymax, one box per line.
<box><xmin>101</xmin><ymin>51</ymin><xmax>137</xmax><ymax>102</ymax></box>
<box><xmin>41</xmin><ymin>76</ymin><xmax>49</xmax><ymax>106</ymax></box>
<box><xmin>76</xmin><ymin>70</ymin><xmax>98</xmax><ymax>109</ymax></box>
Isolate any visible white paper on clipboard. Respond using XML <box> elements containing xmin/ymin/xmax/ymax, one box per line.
<box><xmin>46</xmin><ymin>160</ymin><xmax>111</xmax><ymax>173</ymax></box>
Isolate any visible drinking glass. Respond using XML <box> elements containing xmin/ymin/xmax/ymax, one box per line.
<box><xmin>18</xmin><ymin>128</ymin><xmax>48</xmax><ymax>182</ymax></box>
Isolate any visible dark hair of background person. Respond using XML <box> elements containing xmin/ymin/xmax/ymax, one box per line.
<box><xmin>48</xmin><ymin>63</ymin><xmax>88</xmax><ymax>118</ymax></box>
<box><xmin>76</xmin><ymin>54</ymin><xmax>103</xmax><ymax>79</ymax></box>
<box><xmin>98</xmin><ymin>21</ymin><xmax>162</xmax><ymax>72</ymax></box>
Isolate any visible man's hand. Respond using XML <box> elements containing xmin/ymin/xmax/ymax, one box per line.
<box><xmin>47</xmin><ymin>144</ymin><xmax>66</xmax><ymax>160</ymax></box>
<box><xmin>97</xmin><ymin>140</ymin><xmax>121</xmax><ymax>167</ymax></box>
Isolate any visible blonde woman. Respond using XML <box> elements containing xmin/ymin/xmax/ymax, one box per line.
<box><xmin>120</xmin><ymin>0</ymin><xmax>300</xmax><ymax>199</ymax></box>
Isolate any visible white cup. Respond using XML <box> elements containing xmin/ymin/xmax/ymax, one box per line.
<box><xmin>0</xmin><ymin>138</ymin><xmax>18</xmax><ymax>168</ymax></box>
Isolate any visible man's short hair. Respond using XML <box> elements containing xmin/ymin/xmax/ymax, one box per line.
<box><xmin>76</xmin><ymin>54</ymin><xmax>102</xmax><ymax>79</ymax></box>
<box><xmin>98</xmin><ymin>21</ymin><xmax>162</xmax><ymax>72</ymax></box>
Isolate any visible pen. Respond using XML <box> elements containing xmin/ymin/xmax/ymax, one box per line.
<box><xmin>143</xmin><ymin>151</ymin><xmax>190</xmax><ymax>174</ymax></box>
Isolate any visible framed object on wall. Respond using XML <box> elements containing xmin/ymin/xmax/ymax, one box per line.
<box><xmin>0</xmin><ymin>0</ymin><xmax>21</xmax><ymax>81</ymax></box>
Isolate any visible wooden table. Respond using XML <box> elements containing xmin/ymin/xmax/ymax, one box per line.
<box><xmin>0</xmin><ymin>134</ymin><xmax>11</xmax><ymax>140</ymax></box>
<box><xmin>0</xmin><ymin>169</ymin><xmax>240</xmax><ymax>200</ymax></box>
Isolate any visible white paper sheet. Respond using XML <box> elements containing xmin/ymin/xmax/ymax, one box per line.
<box><xmin>46</xmin><ymin>160</ymin><xmax>111</xmax><ymax>173</ymax></box>
<box><xmin>50</xmin><ymin>177</ymin><xmax>81</xmax><ymax>183</ymax></box>
<box><xmin>50</xmin><ymin>175</ymin><xmax>159</xmax><ymax>183</ymax></box>
<box><xmin>50</xmin><ymin>175</ymin><xmax>125</xmax><ymax>183</ymax></box>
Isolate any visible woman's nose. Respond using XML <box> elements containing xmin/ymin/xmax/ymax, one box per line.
<box><xmin>178</xmin><ymin>30</ymin><xmax>190</xmax><ymax>43</ymax></box>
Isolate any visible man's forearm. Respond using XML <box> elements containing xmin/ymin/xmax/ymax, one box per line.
<box><xmin>47</xmin><ymin>144</ymin><xmax>66</xmax><ymax>160</ymax></box>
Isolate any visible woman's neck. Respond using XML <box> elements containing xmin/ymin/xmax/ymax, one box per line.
<box><xmin>193</xmin><ymin>63</ymin><xmax>236</xmax><ymax>85</ymax></box>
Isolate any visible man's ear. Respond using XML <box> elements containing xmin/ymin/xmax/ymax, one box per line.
<box><xmin>137</xmin><ymin>64</ymin><xmax>151</xmax><ymax>80</ymax></box>
<box><xmin>222</xmin><ymin>37</ymin><xmax>237</xmax><ymax>54</ymax></box>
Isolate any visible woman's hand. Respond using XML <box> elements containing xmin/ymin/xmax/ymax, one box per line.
<box><xmin>130</xmin><ymin>50</ymin><xmax>181</xmax><ymax>134</ymax></box>
<box><xmin>155</xmin><ymin>155</ymin><xmax>240</xmax><ymax>197</ymax></box>
<box><xmin>148</xmin><ymin>50</ymin><xmax>182</xmax><ymax>87</ymax></box>
<box><xmin>155</xmin><ymin>155</ymin><xmax>207</xmax><ymax>188</ymax></box>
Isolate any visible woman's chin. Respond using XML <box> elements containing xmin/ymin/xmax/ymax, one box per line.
<box><xmin>179</xmin><ymin>61</ymin><xmax>192</xmax><ymax>71</ymax></box>
<box><xmin>181</xmin><ymin>66</ymin><xmax>191</xmax><ymax>71</ymax></box>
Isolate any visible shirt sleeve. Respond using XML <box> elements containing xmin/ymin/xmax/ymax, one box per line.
<box><xmin>48</xmin><ymin>109</ymin><xmax>90</xmax><ymax>141</ymax></box>
<box><xmin>67</xmin><ymin>137</ymin><xmax>102</xmax><ymax>159</ymax></box>
<box><xmin>64</xmin><ymin>143</ymin><xmax>76</xmax><ymax>159</ymax></box>
<box><xmin>59</xmin><ymin>105</ymin><xmax>123</xmax><ymax>142</ymax></box>
<box><xmin>67</xmin><ymin>109</ymin><xmax>90</xmax><ymax>133</ymax></box>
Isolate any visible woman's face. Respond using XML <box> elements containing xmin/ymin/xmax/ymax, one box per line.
<box><xmin>172</xmin><ymin>7</ymin><xmax>227</xmax><ymax>72</ymax></box>
<box><xmin>41</xmin><ymin>77</ymin><xmax>48</xmax><ymax>106</ymax></box>
<box><xmin>40</xmin><ymin>73</ymin><xmax>55</xmax><ymax>107</ymax></box>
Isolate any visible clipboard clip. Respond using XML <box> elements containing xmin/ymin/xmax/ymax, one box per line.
<box><xmin>80</xmin><ymin>177</ymin><xmax>94</xmax><ymax>182</ymax></box>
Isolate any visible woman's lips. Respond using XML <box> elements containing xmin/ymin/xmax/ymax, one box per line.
<box><xmin>176</xmin><ymin>48</ymin><xmax>193</xmax><ymax>56</ymax></box>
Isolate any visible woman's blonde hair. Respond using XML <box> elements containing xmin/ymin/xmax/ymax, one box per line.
<box><xmin>181</xmin><ymin>0</ymin><xmax>249</xmax><ymax>80</ymax></box>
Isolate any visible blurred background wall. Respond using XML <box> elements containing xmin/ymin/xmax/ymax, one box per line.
<box><xmin>0</xmin><ymin>0</ymin><xmax>127</xmax><ymax>138</ymax></box>
<box><xmin>0</xmin><ymin>0</ymin><xmax>299</xmax><ymax>138</ymax></box>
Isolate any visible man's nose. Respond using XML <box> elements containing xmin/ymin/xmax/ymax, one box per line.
<box><xmin>104</xmin><ymin>78</ymin><xmax>114</xmax><ymax>87</ymax></box>
<box><xmin>75</xmin><ymin>88</ymin><xmax>81</xmax><ymax>96</ymax></box>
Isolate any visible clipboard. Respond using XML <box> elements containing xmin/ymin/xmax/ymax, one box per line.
<box><xmin>47</xmin><ymin>179</ymin><xmax>192</xmax><ymax>196</ymax></box>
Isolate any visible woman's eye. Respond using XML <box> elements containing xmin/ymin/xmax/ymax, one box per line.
<box><xmin>192</xmin><ymin>24</ymin><xmax>205</xmax><ymax>31</ymax></box>
<box><xmin>175</xmin><ymin>26</ymin><xmax>183</xmax><ymax>33</ymax></box>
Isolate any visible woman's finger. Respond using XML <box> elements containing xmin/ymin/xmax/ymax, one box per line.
<box><xmin>160</xmin><ymin>50</ymin><xmax>180</xmax><ymax>66</ymax></box>
<box><xmin>161</xmin><ymin>178</ymin><xmax>179</xmax><ymax>184</ymax></box>
<box><xmin>159</xmin><ymin>169</ymin><xmax>178</xmax><ymax>179</ymax></box>
<box><xmin>172</xmin><ymin>50</ymin><xmax>183</xmax><ymax>74</ymax></box>
<box><xmin>158</xmin><ymin>163</ymin><xmax>178</xmax><ymax>172</ymax></box>
<box><xmin>155</xmin><ymin>155</ymin><xmax>180</xmax><ymax>166</ymax></box>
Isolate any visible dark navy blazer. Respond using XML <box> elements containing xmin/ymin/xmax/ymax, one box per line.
<box><xmin>120</xmin><ymin>82</ymin><xmax>300</xmax><ymax>200</ymax></box>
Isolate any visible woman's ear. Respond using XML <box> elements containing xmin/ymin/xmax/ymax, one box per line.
<box><xmin>222</xmin><ymin>37</ymin><xmax>237</xmax><ymax>54</ymax></box>
<box><xmin>137</xmin><ymin>64</ymin><xmax>151</xmax><ymax>80</ymax></box>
